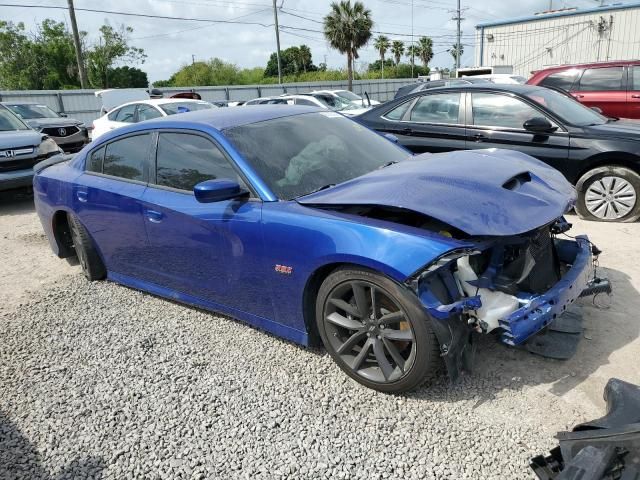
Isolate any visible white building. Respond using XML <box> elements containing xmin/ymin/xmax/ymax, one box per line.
<box><xmin>475</xmin><ymin>2</ymin><xmax>640</xmax><ymax>78</ymax></box>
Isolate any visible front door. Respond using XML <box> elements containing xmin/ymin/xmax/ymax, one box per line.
<box><xmin>139</xmin><ymin>131</ymin><xmax>272</xmax><ymax>319</ymax></box>
<box><xmin>464</xmin><ymin>92</ymin><xmax>569</xmax><ymax>172</ymax></box>
<box><xmin>74</xmin><ymin>133</ymin><xmax>153</xmax><ymax>278</ymax></box>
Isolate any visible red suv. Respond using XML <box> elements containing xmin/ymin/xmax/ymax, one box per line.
<box><xmin>527</xmin><ymin>60</ymin><xmax>640</xmax><ymax>119</ymax></box>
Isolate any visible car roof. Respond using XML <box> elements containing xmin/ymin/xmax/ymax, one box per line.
<box><xmin>419</xmin><ymin>83</ymin><xmax>546</xmax><ymax>94</ymax></box>
<box><xmin>140</xmin><ymin>104</ymin><xmax>322</xmax><ymax>130</ymax></box>
<box><xmin>115</xmin><ymin>98</ymin><xmax>211</xmax><ymax>109</ymax></box>
<box><xmin>534</xmin><ymin>59</ymin><xmax>640</xmax><ymax>73</ymax></box>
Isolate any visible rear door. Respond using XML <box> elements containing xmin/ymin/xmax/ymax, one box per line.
<box><xmin>464</xmin><ymin>91</ymin><xmax>569</xmax><ymax>172</ymax></box>
<box><xmin>571</xmin><ymin>66</ymin><xmax>626</xmax><ymax>117</ymax></box>
<box><xmin>139</xmin><ymin>130</ymin><xmax>271</xmax><ymax>318</ymax></box>
<box><xmin>382</xmin><ymin>91</ymin><xmax>466</xmax><ymax>154</ymax></box>
<box><xmin>626</xmin><ymin>65</ymin><xmax>640</xmax><ymax>119</ymax></box>
<box><xmin>74</xmin><ymin>133</ymin><xmax>153</xmax><ymax>278</ymax></box>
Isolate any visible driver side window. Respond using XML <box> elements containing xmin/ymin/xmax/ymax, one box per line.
<box><xmin>471</xmin><ymin>93</ymin><xmax>544</xmax><ymax>129</ymax></box>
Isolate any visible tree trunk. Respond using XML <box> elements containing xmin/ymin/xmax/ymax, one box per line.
<box><xmin>347</xmin><ymin>50</ymin><xmax>353</xmax><ymax>91</ymax></box>
<box><xmin>381</xmin><ymin>53</ymin><xmax>384</xmax><ymax>79</ymax></box>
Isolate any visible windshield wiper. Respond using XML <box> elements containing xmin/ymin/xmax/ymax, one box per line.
<box><xmin>299</xmin><ymin>183</ymin><xmax>335</xmax><ymax>197</ymax></box>
<box><xmin>378</xmin><ymin>161</ymin><xmax>399</xmax><ymax>169</ymax></box>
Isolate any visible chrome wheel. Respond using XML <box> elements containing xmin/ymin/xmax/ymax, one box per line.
<box><xmin>323</xmin><ymin>280</ymin><xmax>417</xmax><ymax>384</ymax></box>
<box><xmin>585</xmin><ymin>176</ymin><xmax>637</xmax><ymax>220</ymax></box>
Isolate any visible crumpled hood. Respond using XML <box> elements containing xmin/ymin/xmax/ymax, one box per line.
<box><xmin>298</xmin><ymin>149</ymin><xmax>576</xmax><ymax>236</ymax></box>
<box><xmin>25</xmin><ymin>117</ymin><xmax>82</xmax><ymax>129</ymax></box>
<box><xmin>0</xmin><ymin>130</ymin><xmax>43</xmax><ymax>149</ymax></box>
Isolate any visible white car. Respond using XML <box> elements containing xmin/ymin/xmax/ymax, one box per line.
<box><xmin>91</xmin><ymin>99</ymin><xmax>216</xmax><ymax>140</ymax></box>
<box><xmin>243</xmin><ymin>94</ymin><xmax>369</xmax><ymax>116</ymax></box>
<box><xmin>310</xmin><ymin>89</ymin><xmax>381</xmax><ymax>107</ymax></box>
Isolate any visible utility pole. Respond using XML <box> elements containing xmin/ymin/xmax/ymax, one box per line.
<box><xmin>272</xmin><ymin>0</ymin><xmax>283</xmax><ymax>84</ymax></box>
<box><xmin>411</xmin><ymin>0</ymin><xmax>414</xmax><ymax>78</ymax></box>
<box><xmin>67</xmin><ymin>0</ymin><xmax>88</xmax><ymax>88</ymax></box>
<box><xmin>453</xmin><ymin>0</ymin><xmax>463</xmax><ymax>72</ymax></box>
<box><xmin>192</xmin><ymin>54</ymin><xmax>196</xmax><ymax>65</ymax></box>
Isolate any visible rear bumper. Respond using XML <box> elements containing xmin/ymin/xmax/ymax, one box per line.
<box><xmin>499</xmin><ymin>236</ymin><xmax>596</xmax><ymax>346</ymax></box>
<box><xmin>0</xmin><ymin>168</ymin><xmax>33</xmax><ymax>191</ymax></box>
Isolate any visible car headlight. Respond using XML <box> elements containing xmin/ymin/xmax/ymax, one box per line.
<box><xmin>38</xmin><ymin>136</ymin><xmax>62</xmax><ymax>157</ymax></box>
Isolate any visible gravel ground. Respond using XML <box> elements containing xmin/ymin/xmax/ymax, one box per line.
<box><xmin>1</xmin><ymin>190</ymin><xmax>640</xmax><ymax>479</ymax></box>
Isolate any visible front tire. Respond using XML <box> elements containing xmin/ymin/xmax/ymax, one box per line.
<box><xmin>316</xmin><ymin>267</ymin><xmax>441</xmax><ymax>393</ymax></box>
<box><xmin>575</xmin><ymin>166</ymin><xmax>640</xmax><ymax>222</ymax></box>
<box><xmin>68</xmin><ymin>213</ymin><xmax>106</xmax><ymax>281</ymax></box>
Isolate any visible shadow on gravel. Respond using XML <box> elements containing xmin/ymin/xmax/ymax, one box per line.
<box><xmin>0</xmin><ymin>411</ymin><xmax>105</xmax><ymax>480</ymax></box>
<box><xmin>0</xmin><ymin>187</ymin><xmax>35</xmax><ymax>217</ymax></box>
<box><xmin>406</xmin><ymin>265</ymin><xmax>639</xmax><ymax>403</ymax></box>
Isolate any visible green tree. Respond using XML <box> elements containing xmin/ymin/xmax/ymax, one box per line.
<box><xmin>265</xmin><ymin>45</ymin><xmax>315</xmax><ymax>77</ymax></box>
<box><xmin>450</xmin><ymin>43</ymin><xmax>464</xmax><ymax>67</ymax></box>
<box><xmin>391</xmin><ymin>40</ymin><xmax>404</xmax><ymax>66</ymax></box>
<box><xmin>416</xmin><ymin>36</ymin><xmax>433</xmax><ymax>69</ymax></box>
<box><xmin>406</xmin><ymin>44</ymin><xmax>419</xmax><ymax>71</ymax></box>
<box><xmin>86</xmin><ymin>24</ymin><xmax>146</xmax><ymax>89</ymax></box>
<box><xmin>107</xmin><ymin>66</ymin><xmax>148</xmax><ymax>88</ymax></box>
<box><xmin>373</xmin><ymin>35</ymin><xmax>390</xmax><ymax>78</ymax></box>
<box><xmin>367</xmin><ymin>59</ymin><xmax>394</xmax><ymax>72</ymax></box>
<box><xmin>323</xmin><ymin>0</ymin><xmax>373</xmax><ymax>91</ymax></box>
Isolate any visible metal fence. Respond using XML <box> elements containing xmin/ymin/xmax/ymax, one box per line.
<box><xmin>0</xmin><ymin>78</ymin><xmax>414</xmax><ymax>126</ymax></box>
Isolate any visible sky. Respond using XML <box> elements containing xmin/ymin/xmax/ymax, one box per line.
<box><xmin>2</xmin><ymin>0</ymin><xmax>631</xmax><ymax>82</ymax></box>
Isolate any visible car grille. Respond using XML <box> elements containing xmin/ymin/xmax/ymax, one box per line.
<box><xmin>41</xmin><ymin>125</ymin><xmax>80</xmax><ymax>137</ymax></box>
<box><xmin>0</xmin><ymin>155</ymin><xmax>46</xmax><ymax>172</ymax></box>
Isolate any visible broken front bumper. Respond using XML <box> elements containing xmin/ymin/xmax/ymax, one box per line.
<box><xmin>500</xmin><ymin>235</ymin><xmax>600</xmax><ymax>346</ymax></box>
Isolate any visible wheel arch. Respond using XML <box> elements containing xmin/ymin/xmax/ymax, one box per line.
<box><xmin>574</xmin><ymin>152</ymin><xmax>640</xmax><ymax>184</ymax></box>
<box><xmin>51</xmin><ymin>209</ymin><xmax>75</xmax><ymax>259</ymax></box>
<box><xmin>302</xmin><ymin>261</ymin><xmax>401</xmax><ymax>347</ymax></box>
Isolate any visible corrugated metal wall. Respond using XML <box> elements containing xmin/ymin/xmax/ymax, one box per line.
<box><xmin>0</xmin><ymin>79</ymin><xmax>413</xmax><ymax>125</ymax></box>
<box><xmin>475</xmin><ymin>6</ymin><xmax>640</xmax><ymax>77</ymax></box>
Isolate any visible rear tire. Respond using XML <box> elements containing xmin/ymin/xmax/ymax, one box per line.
<box><xmin>575</xmin><ymin>166</ymin><xmax>640</xmax><ymax>222</ymax></box>
<box><xmin>316</xmin><ymin>267</ymin><xmax>441</xmax><ymax>393</ymax></box>
<box><xmin>67</xmin><ymin>213</ymin><xmax>106</xmax><ymax>281</ymax></box>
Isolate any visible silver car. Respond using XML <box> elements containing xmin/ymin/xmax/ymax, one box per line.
<box><xmin>0</xmin><ymin>105</ymin><xmax>62</xmax><ymax>191</ymax></box>
<box><xmin>2</xmin><ymin>102</ymin><xmax>89</xmax><ymax>153</ymax></box>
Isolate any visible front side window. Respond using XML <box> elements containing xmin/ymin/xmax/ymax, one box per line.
<box><xmin>631</xmin><ymin>66</ymin><xmax>640</xmax><ymax>90</ymax></box>
<box><xmin>158</xmin><ymin>102</ymin><xmax>214</xmax><ymax>115</ymax></box>
<box><xmin>155</xmin><ymin>133</ymin><xmax>243</xmax><ymax>191</ymax></box>
<box><xmin>539</xmin><ymin>69</ymin><xmax>581</xmax><ymax>91</ymax></box>
<box><xmin>103</xmin><ymin>134</ymin><xmax>151</xmax><ymax>181</ymax></box>
<box><xmin>577</xmin><ymin>67</ymin><xmax>624</xmax><ymax>91</ymax></box>
<box><xmin>295</xmin><ymin>98</ymin><xmax>319</xmax><ymax>107</ymax></box>
<box><xmin>224</xmin><ymin>112</ymin><xmax>411</xmax><ymax>200</ymax></box>
<box><xmin>383</xmin><ymin>100</ymin><xmax>412</xmax><ymax>120</ymax></box>
<box><xmin>409</xmin><ymin>93</ymin><xmax>461</xmax><ymax>124</ymax></box>
<box><xmin>109</xmin><ymin>104</ymin><xmax>137</xmax><ymax>123</ymax></box>
<box><xmin>471</xmin><ymin>93</ymin><xmax>541</xmax><ymax>129</ymax></box>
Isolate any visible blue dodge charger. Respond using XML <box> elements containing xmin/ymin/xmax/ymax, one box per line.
<box><xmin>33</xmin><ymin>106</ymin><xmax>608</xmax><ymax>392</ymax></box>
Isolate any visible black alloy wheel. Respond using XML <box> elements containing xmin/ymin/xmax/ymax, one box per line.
<box><xmin>316</xmin><ymin>268</ymin><xmax>440</xmax><ymax>393</ymax></box>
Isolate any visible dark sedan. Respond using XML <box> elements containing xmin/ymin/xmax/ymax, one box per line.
<box><xmin>357</xmin><ymin>84</ymin><xmax>640</xmax><ymax>222</ymax></box>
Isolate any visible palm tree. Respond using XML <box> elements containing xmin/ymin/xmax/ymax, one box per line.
<box><xmin>406</xmin><ymin>44</ymin><xmax>419</xmax><ymax>72</ymax></box>
<box><xmin>373</xmin><ymin>35</ymin><xmax>390</xmax><ymax>78</ymax></box>
<box><xmin>391</xmin><ymin>40</ymin><xmax>404</xmax><ymax>66</ymax></box>
<box><xmin>323</xmin><ymin>0</ymin><xmax>373</xmax><ymax>91</ymax></box>
<box><xmin>450</xmin><ymin>43</ymin><xmax>464</xmax><ymax>68</ymax></box>
<box><xmin>417</xmin><ymin>36</ymin><xmax>433</xmax><ymax>69</ymax></box>
<box><xmin>299</xmin><ymin>45</ymin><xmax>312</xmax><ymax>73</ymax></box>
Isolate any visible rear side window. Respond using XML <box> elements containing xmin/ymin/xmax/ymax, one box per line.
<box><xmin>409</xmin><ymin>93</ymin><xmax>460</xmax><ymax>124</ymax></box>
<box><xmin>577</xmin><ymin>67</ymin><xmax>624</xmax><ymax>91</ymax></box>
<box><xmin>155</xmin><ymin>133</ymin><xmax>243</xmax><ymax>191</ymax></box>
<box><xmin>539</xmin><ymin>70</ymin><xmax>581</xmax><ymax>91</ymax></box>
<box><xmin>103</xmin><ymin>134</ymin><xmax>151</xmax><ymax>181</ymax></box>
<box><xmin>86</xmin><ymin>146</ymin><xmax>104</xmax><ymax>173</ymax></box>
<box><xmin>137</xmin><ymin>104</ymin><xmax>162</xmax><ymax>121</ymax></box>
<box><xmin>631</xmin><ymin>66</ymin><xmax>640</xmax><ymax>90</ymax></box>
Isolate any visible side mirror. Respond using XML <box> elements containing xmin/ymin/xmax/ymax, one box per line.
<box><xmin>194</xmin><ymin>179</ymin><xmax>245</xmax><ymax>203</ymax></box>
<box><xmin>591</xmin><ymin>106</ymin><xmax>604</xmax><ymax>114</ymax></box>
<box><xmin>383</xmin><ymin>133</ymin><xmax>399</xmax><ymax>144</ymax></box>
<box><xmin>523</xmin><ymin>117</ymin><xmax>557</xmax><ymax>134</ymax></box>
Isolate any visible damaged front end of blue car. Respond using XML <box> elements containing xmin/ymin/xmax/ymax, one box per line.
<box><xmin>406</xmin><ymin>217</ymin><xmax>611</xmax><ymax>380</ymax></box>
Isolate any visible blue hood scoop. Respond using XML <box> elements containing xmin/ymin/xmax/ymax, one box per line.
<box><xmin>298</xmin><ymin>149</ymin><xmax>576</xmax><ymax>236</ymax></box>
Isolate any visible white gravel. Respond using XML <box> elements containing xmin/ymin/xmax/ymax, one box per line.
<box><xmin>2</xmin><ymin>275</ymin><xmax>587</xmax><ymax>480</ymax></box>
<box><xmin>2</xmin><ymin>194</ymin><xmax>640</xmax><ymax>479</ymax></box>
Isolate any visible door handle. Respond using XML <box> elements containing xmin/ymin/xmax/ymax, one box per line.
<box><xmin>471</xmin><ymin>134</ymin><xmax>486</xmax><ymax>142</ymax></box>
<box><xmin>76</xmin><ymin>190</ymin><xmax>88</xmax><ymax>203</ymax></box>
<box><xmin>573</xmin><ymin>94</ymin><xmax>585</xmax><ymax>99</ymax></box>
<box><xmin>400</xmin><ymin>127</ymin><xmax>412</xmax><ymax>134</ymax></box>
<box><xmin>145</xmin><ymin>210</ymin><xmax>163</xmax><ymax>223</ymax></box>
<box><xmin>632</xmin><ymin>94</ymin><xmax>640</xmax><ymax>99</ymax></box>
